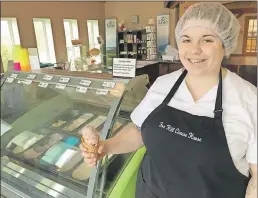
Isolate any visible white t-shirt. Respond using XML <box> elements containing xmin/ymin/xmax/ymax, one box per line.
<box><xmin>131</xmin><ymin>68</ymin><xmax>257</xmax><ymax>176</ymax></box>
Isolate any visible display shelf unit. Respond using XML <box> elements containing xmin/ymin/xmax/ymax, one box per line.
<box><xmin>117</xmin><ymin>29</ymin><xmax>147</xmax><ymax>60</ymax></box>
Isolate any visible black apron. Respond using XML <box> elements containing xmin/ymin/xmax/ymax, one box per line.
<box><xmin>136</xmin><ymin>69</ymin><xmax>250</xmax><ymax>198</ymax></box>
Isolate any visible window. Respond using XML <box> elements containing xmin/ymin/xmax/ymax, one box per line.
<box><xmin>87</xmin><ymin>20</ymin><xmax>100</xmax><ymax>50</ymax></box>
<box><xmin>33</xmin><ymin>18</ymin><xmax>56</xmax><ymax>63</ymax></box>
<box><xmin>243</xmin><ymin>17</ymin><xmax>257</xmax><ymax>55</ymax></box>
<box><xmin>63</xmin><ymin>19</ymin><xmax>80</xmax><ymax>64</ymax></box>
<box><xmin>1</xmin><ymin>18</ymin><xmax>21</xmax><ymax>71</ymax></box>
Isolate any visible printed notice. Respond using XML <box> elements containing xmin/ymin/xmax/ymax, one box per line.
<box><xmin>43</xmin><ymin>75</ymin><xmax>53</xmax><ymax>81</ymax></box>
<box><xmin>102</xmin><ymin>81</ymin><xmax>115</xmax><ymax>88</ymax></box>
<box><xmin>55</xmin><ymin>83</ymin><xmax>66</xmax><ymax>89</ymax></box>
<box><xmin>96</xmin><ymin>89</ymin><xmax>108</xmax><ymax>95</ymax></box>
<box><xmin>5</xmin><ymin>78</ymin><xmax>14</xmax><ymax>83</ymax></box>
<box><xmin>80</xmin><ymin>80</ymin><xmax>92</xmax><ymax>86</ymax></box>
<box><xmin>112</xmin><ymin>58</ymin><xmax>136</xmax><ymax>78</ymax></box>
<box><xmin>59</xmin><ymin>77</ymin><xmax>70</xmax><ymax>83</ymax></box>
<box><xmin>10</xmin><ymin>74</ymin><xmax>18</xmax><ymax>79</ymax></box>
<box><xmin>38</xmin><ymin>82</ymin><xmax>49</xmax><ymax>88</ymax></box>
<box><xmin>23</xmin><ymin>80</ymin><xmax>32</xmax><ymax>85</ymax></box>
<box><xmin>76</xmin><ymin>86</ymin><xmax>88</xmax><ymax>93</ymax></box>
<box><xmin>27</xmin><ymin>74</ymin><xmax>36</xmax><ymax>79</ymax></box>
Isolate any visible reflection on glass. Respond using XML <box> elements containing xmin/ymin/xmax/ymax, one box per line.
<box><xmin>6</xmin><ymin>131</ymin><xmax>44</xmax><ymax>154</ymax></box>
<box><xmin>63</xmin><ymin>113</ymin><xmax>94</xmax><ymax>132</ymax></box>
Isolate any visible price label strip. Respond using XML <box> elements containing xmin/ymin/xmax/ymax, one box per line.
<box><xmin>10</xmin><ymin>74</ymin><xmax>18</xmax><ymax>79</ymax></box>
<box><xmin>5</xmin><ymin>78</ymin><xmax>14</xmax><ymax>83</ymax></box>
<box><xmin>76</xmin><ymin>86</ymin><xmax>88</xmax><ymax>93</ymax></box>
<box><xmin>79</xmin><ymin>80</ymin><xmax>92</xmax><ymax>87</ymax></box>
<box><xmin>102</xmin><ymin>81</ymin><xmax>115</xmax><ymax>88</ymax></box>
<box><xmin>59</xmin><ymin>77</ymin><xmax>70</xmax><ymax>83</ymax></box>
<box><xmin>38</xmin><ymin>82</ymin><xmax>49</xmax><ymax>88</ymax></box>
<box><xmin>43</xmin><ymin>75</ymin><xmax>53</xmax><ymax>81</ymax></box>
<box><xmin>55</xmin><ymin>83</ymin><xmax>66</xmax><ymax>90</ymax></box>
<box><xmin>96</xmin><ymin>89</ymin><xmax>108</xmax><ymax>95</ymax></box>
<box><xmin>27</xmin><ymin>74</ymin><xmax>36</xmax><ymax>79</ymax></box>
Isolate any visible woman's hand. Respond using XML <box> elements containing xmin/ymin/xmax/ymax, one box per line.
<box><xmin>80</xmin><ymin>140</ymin><xmax>108</xmax><ymax>167</ymax></box>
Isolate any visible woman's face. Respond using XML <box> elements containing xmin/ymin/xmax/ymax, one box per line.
<box><xmin>178</xmin><ymin>26</ymin><xmax>225</xmax><ymax>76</ymax></box>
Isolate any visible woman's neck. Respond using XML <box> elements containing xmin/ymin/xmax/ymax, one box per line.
<box><xmin>185</xmin><ymin>68</ymin><xmax>227</xmax><ymax>102</ymax></box>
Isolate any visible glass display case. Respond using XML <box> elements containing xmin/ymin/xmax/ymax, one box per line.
<box><xmin>1</xmin><ymin>70</ymin><xmax>149</xmax><ymax>198</ymax></box>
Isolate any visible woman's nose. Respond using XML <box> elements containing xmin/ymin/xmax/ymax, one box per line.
<box><xmin>189</xmin><ymin>43</ymin><xmax>202</xmax><ymax>55</ymax></box>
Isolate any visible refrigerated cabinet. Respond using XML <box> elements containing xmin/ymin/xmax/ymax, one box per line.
<box><xmin>1</xmin><ymin>70</ymin><xmax>149</xmax><ymax>198</ymax></box>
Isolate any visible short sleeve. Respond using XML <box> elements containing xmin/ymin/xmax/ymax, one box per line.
<box><xmin>130</xmin><ymin>78</ymin><xmax>167</xmax><ymax>128</ymax></box>
<box><xmin>246</xmin><ymin>110</ymin><xmax>257</xmax><ymax>164</ymax></box>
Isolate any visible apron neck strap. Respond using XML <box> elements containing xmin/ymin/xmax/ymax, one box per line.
<box><xmin>214</xmin><ymin>69</ymin><xmax>223</xmax><ymax>119</ymax></box>
<box><xmin>162</xmin><ymin>69</ymin><xmax>188</xmax><ymax>104</ymax></box>
<box><xmin>162</xmin><ymin>68</ymin><xmax>223</xmax><ymax>119</ymax></box>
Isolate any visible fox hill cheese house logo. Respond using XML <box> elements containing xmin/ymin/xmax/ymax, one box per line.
<box><xmin>159</xmin><ymin>122</ymin><xmax>202</xmax><ymax>142</ymax></box>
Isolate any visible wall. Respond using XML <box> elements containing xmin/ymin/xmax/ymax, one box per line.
<box><xmin>104</xmin><ymin>2</ymin><xmax>179</xmax><ymax>48</ymax></box>
<box><xmin>1</xmin><ymin>2</ymin><xmax>105</xmax><ymax>62</ymax></box>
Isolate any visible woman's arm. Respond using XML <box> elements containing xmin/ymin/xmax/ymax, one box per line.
<box><xmin>245</xmin><ymin>164</ymin><xmax>257</xmax><ymax>198</ymax></box>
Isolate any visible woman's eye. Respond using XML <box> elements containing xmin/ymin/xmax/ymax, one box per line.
<box><xmin>182</xmin><ymin>39</ymin><xmax>190</xmax><ymax>43</ymax></box>
<box><xmin>203</xmin><ymin>39</ymin><xmax>213</xmax><ymax>43</ymax></box>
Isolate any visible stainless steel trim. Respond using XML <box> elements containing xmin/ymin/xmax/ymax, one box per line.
<box><xmin>1</xmin><ymin>180</ymin><xmax>31</xmax><ymax>198</ymax></box>
<box><xmin>2</xmin><ymin>162</ymin><xmax>86</xmax><ymax>198</ymax></box>
<box><xmin>86</xmin><ymin>96</ymin><xmax>123</xmax><ymax>198</ymax></box>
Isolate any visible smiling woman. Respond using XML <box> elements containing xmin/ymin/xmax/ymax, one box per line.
<box><xmin>80</xmin><ymin>2</ymin><xmax>257</xmax><ymax>198</ymax></box>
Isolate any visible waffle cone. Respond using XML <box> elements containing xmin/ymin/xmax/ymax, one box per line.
<box><xmin>81</xmin><ymin>136</ymin><xmax>99</xmax><ymax>154</ymax></box>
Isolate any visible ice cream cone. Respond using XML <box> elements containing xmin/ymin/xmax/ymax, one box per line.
<box><xmin>81</xmin><ymin>126</ymin><xmax>100</xmax><ymax>155</ymax></box>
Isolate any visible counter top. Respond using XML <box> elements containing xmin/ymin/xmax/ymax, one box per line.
<box><xmin>223</xmin><ymin>56</ymin><xmax>257</xmax><ymax>66</ymax></box>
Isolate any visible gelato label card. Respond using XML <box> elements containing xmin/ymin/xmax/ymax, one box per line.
<box><xmin>23</xmin><ymin>80</ymin><xmax>32</xmax><ymax>85</ymax></box>
<box><xmin>59</xmin><ymin>77</ymin><xmax>70</xmax><ymax>83</ymax></box>
<box><xmin>27</xmin><ymin>74</ymin><xmax>36</xmax><ymax>79</ymax></box>
<box><xmin>102</xmin><ymin>81</ymin><xmax>115</xmax><ymax>88</ymax></box>
<box><xmin>76</xmin><ymin>86</ymin><xmax>88</xmax><ymax>93</ymax></box>
<box><xmin>79</xmin><ymin>80</ymin><xmax>92</xmax><ymax>86</ymax></box>
<box><xmin>10</xmin><ymin>73</ymin><xmax>18</xmax><ymax>79</ymax></box>
<box><xmin>96</xmin><ymin>89</ymin><xmax>108</xmax><ymax>95</ymax></box>
<box><xmin>38</xmin><ymin>82</ymin><xmax>49</xmax><ymax>88</ymax></box>
<box><xmin>55</xmin><ymin>83</ymin><xmax>66</xmax><ymax>90</ymax></box>
<box><xmin>43</xmin><ymin>75</ymin><xmax>53</xmax><ymax>81</ymax></box>
<box><xmin>5</xmin><ymin>78</ymin><xmax>14</xmax><ymax>83</ymax></box>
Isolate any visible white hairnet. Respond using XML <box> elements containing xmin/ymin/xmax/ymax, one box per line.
<box><xmin>175</xmin><ymin>2</ymin><xmax>241</xmax><ymax>57</ymax></box>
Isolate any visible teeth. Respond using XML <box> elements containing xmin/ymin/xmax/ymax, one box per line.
<box><xmin>189</xmin><ymin>59</ymin><xmax>205</xmax><ymax>63</ymax></box>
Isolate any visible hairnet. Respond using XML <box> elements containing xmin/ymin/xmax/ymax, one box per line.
<box><xmin>175</xmin><ymin>2</ymin><xmax>241</xmax><ymax>57</ymax></box>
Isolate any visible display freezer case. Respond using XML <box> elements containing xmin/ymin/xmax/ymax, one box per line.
<box><xmin>1</xmin><ymin>70</ymin><xmax>149</xmax><ymax>198</ymax></box>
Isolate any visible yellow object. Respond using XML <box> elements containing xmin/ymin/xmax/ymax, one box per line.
<box><xmin>20</xmin><ymin>48</ymin><xmax>31</xmax><ymax>71</ymax></box>
<box><xmin>12</xmin><ymin>45</ymin><xmax>22</xmax><ymax>62</ymax></box>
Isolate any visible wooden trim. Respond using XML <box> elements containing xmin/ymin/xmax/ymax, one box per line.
<box><xmin>230</xmin><ymin>8</ymin><xmax>256</xmax><ymax>14</ymax></box>
<box><xmin>242</xmin><ymin>16</ymin><xmax>257</xmax><ymax>56</ymax></box>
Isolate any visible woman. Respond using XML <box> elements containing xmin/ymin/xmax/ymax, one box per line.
<box><xmin>80</xmin><ymin>2</ymin><xmax>257</xmax><ymax>198</ymax></box>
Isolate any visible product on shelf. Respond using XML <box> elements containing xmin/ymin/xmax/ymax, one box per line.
<box><xmin>51</xmin><ymin>120</ymin><xmax>66</xmax><ymax>128</ymax></box>
<box><xmin>113</xmin><ymin>121</ymin><xmax>123</xmax><ymax>132</ymax></box>
<box><xmin>6</xmin><ymin>131</ymin><xmax>44</xmax><ymax>154</ymax></box>
<box><xmin>55</xmin><ymin>148</ymin><xmax>78</xmax><ymax>170</ymax></box>
<box><xmin>58</xmin><ymin>150</ymin><xmax>83</xmax><ymax>172</ymax></box>
<box><xmin>63</xmin><ymin>113</ymin><xmax>94</xmax><ymax>132</ymax></box>
<box><xmin>78</xmin><ymin>115</ymin><xmax>107</xmax><ymax>135</ymax></box>
<box><xmin>39</xmin><ymin>136</ymin><xmax>79</xmax><ymax>166</ymax></box>
<box><xmin>23</xmin><ymin>134</ymin><xmax>64</xmax><ymax>159</ymax></box>
<box><xmin>109</xmin><ymin>82</ymin><xmax>125</xmax><ymax>97</ymax></box>
<box><xmin>72</xmin><ymin>161</ymin><xmax>92</xmax><ymax>181</ymax></box>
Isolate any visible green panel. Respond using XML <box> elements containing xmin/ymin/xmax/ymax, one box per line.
<box><xmin>107</xmin><ymin>147</ymin><xmax>146</xmax><ymax>198</ymax></box>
